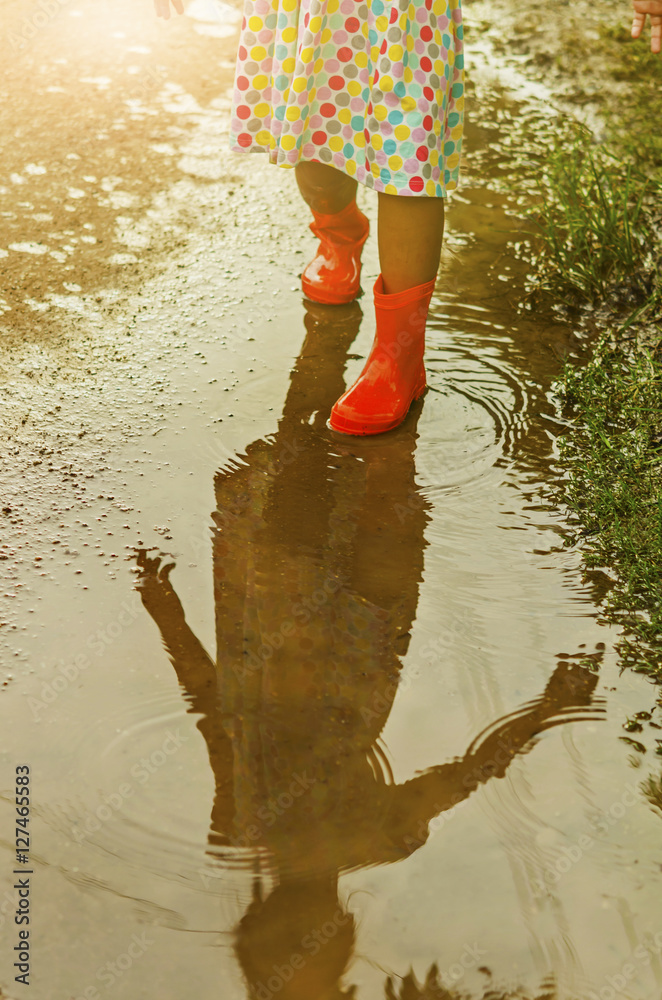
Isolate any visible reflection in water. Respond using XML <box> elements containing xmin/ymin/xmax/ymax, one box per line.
<box><xmin>136</xmin><ymin>301</ymin><xmax>604</xmax><ymax>1000</ymax></box>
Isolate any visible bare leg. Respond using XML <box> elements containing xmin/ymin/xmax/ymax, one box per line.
<box><xmin>295</xmin><ymin>161</ymin><xmax>358</xmax><ymax>215</ymax></box>
<box><xmin>377</xmin><ymin>192</ymin><xmax>444</xmax><ymax>294</ymax></box>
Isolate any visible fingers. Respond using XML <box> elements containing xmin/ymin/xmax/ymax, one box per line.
<box><xmin>154</xmin><ymin>0</ymin><xmax>184</xmax><ymax>17</ymax></box>
<box><xmin>134</xmin><ymin>548</ymin><xmax>170</xmax><ymax>580</ymax></box>
<box><xmin>631</xmin><ymin>7</ymin><xmax>662</xmax><ymax>52</ymax></box>
<box><xmin>632</xmin><ymin>11</ymin><xmax>646</xmax><ymax>37</ymax></box>
<box><xmin>632</xmin><ymin>0</ymin><xmax>662</xmax><ymax>10</ymax></box>
<box><xmin>158</xmin><ymin>561</ymin><xmax>176</xmax><ymax>582</ymax></box>
<box><xmin>136</xmin><ymin>549</ymin><xmax>158</xmax><ymax>574</ymax></box>
<box><xmin>154</xmin><ymin>0</ymin><xmax>182</xmax><ymax>18</ymax></box>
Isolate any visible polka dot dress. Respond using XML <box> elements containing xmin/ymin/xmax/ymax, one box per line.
<box><xmin>229</xmin><ymin>0</ymin><xmax>464</xmax><ymax>197</ymax></box>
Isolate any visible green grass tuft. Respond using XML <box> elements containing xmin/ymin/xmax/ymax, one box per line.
<box><xmin>554</xmin><ymin>336</ymin><xmax>662</xmax><ymax>677</ymax></box>
<box><xmin>509</xmin><ymin>11</ymin><xmax>662</xmax><ymax>683</ymax></box>
<box><xmin>531</xmin><ymin>132</ymin><xmax>653</xmax><ymax>304</ymax></box>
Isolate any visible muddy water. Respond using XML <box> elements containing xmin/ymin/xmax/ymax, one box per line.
<box><xmin>1</xmin><ymin>4</ymin><xmax>662</xmax><ymax>1000</ymax></box>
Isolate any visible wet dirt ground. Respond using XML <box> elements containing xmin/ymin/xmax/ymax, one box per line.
<box><xmin>1</xmin><ymin>2</ymin><xmax>662</xmax><ymax>999</ymax></box>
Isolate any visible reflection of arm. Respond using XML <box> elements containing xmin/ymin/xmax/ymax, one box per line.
<box><xmin>136</xmin><ymin>555</ymin><xmax>217</xmax><ymax>710</ymax></box>
<box><xmin>386</xmin><ymin>660</ymin><xmax>603</xmax><ymax>854</ymax></box>
<box><xmin>136</xmin><ymin>552</ymin><xmax>235</xmax><ymax>843</ymax></box>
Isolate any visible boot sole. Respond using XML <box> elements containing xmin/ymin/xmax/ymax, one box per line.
<box><xmin>327</xmin><ymin>381</ymin><xmax>427</xmax><ymax>436</ymax></box>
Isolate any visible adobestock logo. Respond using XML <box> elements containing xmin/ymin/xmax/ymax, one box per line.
<box><xmin>70</xmin><ymin>729</ymin><xmax>189</xmax><ymax>846</ymax></box>
<box><xmin>8</xmin><ymin>0</ymin><xmax>72</xmax><ymax>52</ymax></box>
<box><xmin>27</xmin><ymin>594</ymin><xmax>143</xmax><ymax>722</ymax></box>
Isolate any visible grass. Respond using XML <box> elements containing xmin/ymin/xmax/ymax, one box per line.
<box><xmin>521</xmin><ymin>13</ymin><xmax>662</xmax><ymax>309</ymax></box>
<box><xmin>553</xmin><ymin>334</ymin><xmax>662</xmax><ymax>679</ymax></box>
<box><xmin>531</xmin><ymin>136</ymin><xmax>653</xmax><ymax>304</ymax></box>
<box><xmin>642</xmin><ymin>771</ymin><xmax>662</xmax><ymax>813</ymax></box>
<box><xmin>510</xmin><ymin>13</ymin><xmax>662</xmax><ymax>682</ymax></box>
<box><xmin>598</xmin><ymin>22</ymin><xmax>662</xmax><ymax>169</ymax></box>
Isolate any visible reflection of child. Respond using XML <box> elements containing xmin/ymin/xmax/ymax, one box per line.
<box><xmin>632</xmin><ymin>1</ymin><xmax>662</xmax><ymax>53</ymax></box>
<box><xmin>155</xmin><ymin>0</ymin><xmax>463</xmax><ymax>436</ymax></box>
<box><xmin>135</xmin><ymin>302</ymin><xmax>604</xmax><ymax>1000</ymax></box>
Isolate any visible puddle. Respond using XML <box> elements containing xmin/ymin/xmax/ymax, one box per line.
<box><xmin>1</xmin><ymin>4</ymin><xmax>662</xmax><ymax>1000</ymax></box>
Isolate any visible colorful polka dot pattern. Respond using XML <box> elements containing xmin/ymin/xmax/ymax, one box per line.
<box><xmin>230</xmin><ymin>0</ymin><xmax>464</xmax><ymax>197</ymax></box>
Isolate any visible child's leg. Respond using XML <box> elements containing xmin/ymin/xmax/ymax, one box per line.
<box><xmin>295</xmin><ymin>161</ymin><xmax>358</xmax><ymax>214</ymax></box>
<box><xmin>295</xmin><ymin>163</ymin><xmax>369</xmax><ymax>305</ymax></box>
<box><xmin>377</xmin><ymin>192</ymin><xmax>445</xmax><ymax>294</ymax></box>
<box><xmin>328</xmin><ymin>192</ymin><xmax>444</xmax><ymax>435</ymax></box>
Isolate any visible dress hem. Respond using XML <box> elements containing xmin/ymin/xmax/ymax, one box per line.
<box><xmin>228</xmin><ymin>139</ymin><xmax>459</xmax><ymax>199</ymax></box>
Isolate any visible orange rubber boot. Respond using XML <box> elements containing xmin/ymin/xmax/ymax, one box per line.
<box><xmin>302</xmin><ymin>200</ymin><xmax>370</xmax><ymax>305</ymax></box>
<box><xmin>328</xmin><ymin>274</ymin><xmax>436</xmax><ymax>436</ymax></box>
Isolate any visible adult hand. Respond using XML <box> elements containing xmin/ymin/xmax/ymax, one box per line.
<box><xmin>632</xmin><ymin>1</ymin><xmax>662</xmax><ymax>54</ymax></box>
<box><xmin>154</xmin><ymin>0</ymin><xmax>184</xmax><ymax>19</ymax></box>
